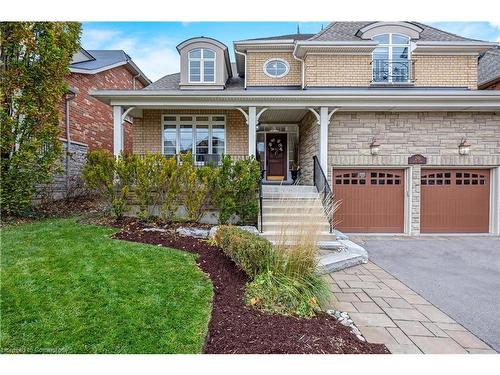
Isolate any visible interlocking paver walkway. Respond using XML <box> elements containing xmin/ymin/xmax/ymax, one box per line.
<box><xmin>323</xmin><ymin>262</ymin><xmax>497</xmax><ymax>354</ymax></box>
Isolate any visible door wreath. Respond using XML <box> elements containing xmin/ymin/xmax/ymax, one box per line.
<box><xmin>268</xmin><ymin>138</ymin><xmax>284</xmax><ymax>155</ymax></box>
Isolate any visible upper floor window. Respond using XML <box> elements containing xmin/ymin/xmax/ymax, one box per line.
<box><xmin>263</xmin><ymin>59</ymin><xmax>289</xmax><ymax>78</ymax></box>
<box><xmin>372</xmin><ymin>33</ymin><xmax>411</xmax><ymax>83</ymax></box>
<box><xmin>188</xmin><ymin>48</ymin><xmax>216</xmax><ymax>83</ymax></box>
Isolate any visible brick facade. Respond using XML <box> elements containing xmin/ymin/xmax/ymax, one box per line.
<box><xmin>305</xmin><ymin>54</ymin><xmax>372</xmax><ymax>87</ymax></box>
<box><xmin>246</xmin><ymin>51</ymin><xmax>301</xmax><ymax>87</ymax></box>
<box><xmin>413</xmin><ymin>55</ymin><xmax>478</xmax><ymax>89</ymax></box>
<box><xmin>61</xmin><ymin>65</ymin><xmax>145</xmax><ymax>153</ymax></box>
<box><xmin>326</xmin><ymin>111</ymin><xmax>500</xmax><ymax>234</ymax></box>
<box><xmin>133</xmin><ymin>109</ymin><xmax>248</xmax><ymax>156</ymax></box>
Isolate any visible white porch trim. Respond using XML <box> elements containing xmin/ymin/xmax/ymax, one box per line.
<box><xmin>308</xmin><ymin>107</ymin><xmax>339</xmax><ymax>171</ymax></box>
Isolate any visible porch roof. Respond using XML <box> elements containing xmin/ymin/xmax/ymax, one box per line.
<box><xmin>91</xmin><ymin>88</ymin><xmax>500</xmax><ymax>112</ymax></box>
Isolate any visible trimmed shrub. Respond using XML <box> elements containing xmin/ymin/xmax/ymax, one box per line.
<box><xmin>214</xmin><ymin>226</ymin><xmax>275</xmax><ymax>278</ymax></box>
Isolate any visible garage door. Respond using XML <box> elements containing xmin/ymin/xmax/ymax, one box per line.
<box><xmin>421</xmin><ymin>169</ymin><xmax>490</xmax><ymax>233</ymax></box>
<box><xmin>332</xmin><ymin>169</ymin><xmax>405</xmax><ymax>233</ymax></box>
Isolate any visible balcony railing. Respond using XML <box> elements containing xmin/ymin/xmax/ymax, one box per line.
<box><xmin>371</xmin><ymin>59</ymin><xmax>414</xmax><ymax>84</ymax></box>
<box><xmin>136</xmin><ymin>153</ymin><xmax>248</xmax><ymax>166</ymax></box>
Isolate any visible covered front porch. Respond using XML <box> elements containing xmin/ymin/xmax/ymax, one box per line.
<box><xmin>112</xmin><ymin>105</ymin><xmax>336</xmax><ymax>185</ymax></box>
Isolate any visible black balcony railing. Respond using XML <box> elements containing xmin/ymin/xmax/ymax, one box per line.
<box><xmin>372</xmin><ymin>59</ymin><xmax>414</xmax><ymax>84</ymax></box>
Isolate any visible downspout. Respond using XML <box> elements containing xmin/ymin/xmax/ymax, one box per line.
<box><xmin>64</xmin><ymin>89</ymin><xmax>77</xmax><ymax>193</ymax></box>
<box><xmin>292</xmin><ymin>43</ymin><xmax>305</xmax><ymax>90</ymax></box>
<box><xmin>234</xmin><ymin>49</ymin><xmax>247</xmax><ymax>89</ymax></box>
<box><xmin>133</xmin><ymin>73</ymin><xmax>141</xmax><ymax>90</ymax></box>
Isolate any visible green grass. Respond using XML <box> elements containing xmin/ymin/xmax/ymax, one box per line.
<box><xmin>0</xmin><ymin>218</ymin><xmax>213</xmax><ymax>353</ymax></box>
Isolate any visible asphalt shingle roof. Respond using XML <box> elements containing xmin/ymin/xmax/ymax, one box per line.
<box><xmin>237</xmin><ymin>33</ymin><xmax>315</xmax><ymax>42</ymax></box>
<box><xmin>144</xmin><ymin>72</ymin><xmax>245</xmax><ymax>91</ymax></box>
<box><xmin>70</xmin><ymin>50</ymin><xmax>131</xmax><ymax>71</ymax></box>
<box><xmin>309</xmin><ymin>21</ymin><xmax>488</xmax><ymax>42</ymax></box>
<box><xmin>479</xmin><ymin>47</ymin><xmax>500</xmax><ymax>86</ymax></box>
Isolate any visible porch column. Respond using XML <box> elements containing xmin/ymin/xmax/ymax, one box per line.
<box><xmin>319</xmin><ymin>106</ymin><xmax>329</xmax><ymax>171</ymax></box>
<box><xmin>248</xmin><ymin>106</ymin><xmax>257</xmax><ymax>156</ymax></box>
<box><xmin>113</xmin><ymin>105</ymin><xmax>122</xmax><ymax>156</ymax></box>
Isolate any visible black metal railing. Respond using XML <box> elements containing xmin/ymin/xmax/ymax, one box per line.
<box><xmin>371</xmin><ymin>59</ymin><xmax>414</xmax><ymax>84</ymax></box>
<box><xmin>313</xmin><ymin>156</ymin><xmax>333</xmax><ymax>233</ymax></box>
<box><xmin>258</xmin><ymin>169</ymin><xmax>265</xmax><ymax>233</ymax></box>
<box><xmin>137</xmin><ymin>153</ymin><xmax>248</xmax><ymax>167</ymax></box>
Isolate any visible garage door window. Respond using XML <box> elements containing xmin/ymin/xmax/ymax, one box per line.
<box><xmin>334</xmin><ymin>172</ymin><xmax>366</xmax><ymax>185</ymax></box>
<box><xmin>422</xmin><ymin>172</ymin><xmax>487</xmax><ymax>186</ymax></box>
<box><xmin>370</xmin><ymin>171</ymin><xmax>401</xmax><ymax>185</ymax></box>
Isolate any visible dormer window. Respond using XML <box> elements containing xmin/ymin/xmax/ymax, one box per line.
<box><xmin>188</xmin><ymin>48</ymin><xmax>216</xmax><ymax>83</ymax></box>
<box><xmin>372</xmin><ymin>33</ymin><xmax>411</xmax><ymax>83</ymax></box>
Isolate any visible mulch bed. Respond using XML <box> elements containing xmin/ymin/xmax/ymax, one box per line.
<box><xmin>114</xmin><ymin>221</ymin><xmax>389</xmax><ymax>354</ymax></box>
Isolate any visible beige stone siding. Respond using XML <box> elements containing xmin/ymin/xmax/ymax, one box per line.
<box><xmin>305</xmin><ymin>54</ymin><xmax>372</xmax><ymax>87</ymax></box>
<box><xmin>246</xmin><ymin>52</ymin><xmax>301</xmax><ymax>87</ymax></box>
<box><xmin>297</xmin><ymin>112</ymin><xmax>319</xmax><ymax>184</ymax></box>
<box><xmin>327</xmin><ymin>111</ymin><xmax>500</xmax><ymax>233</ymax></box>
<box><xmin>413</xmin><ymin>55</ymin><xmax>478</xmax><ymax>89</ymax></box>
<box><xmin>133</xmin><ymin>109</ymin><xmax>248</xmax><ymax>156</ymax></box>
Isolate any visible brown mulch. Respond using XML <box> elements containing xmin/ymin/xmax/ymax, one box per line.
<box><xmin>114</xmin><ymin>221</ymin><xmax>389</xmax><ymax>354</ymax></box>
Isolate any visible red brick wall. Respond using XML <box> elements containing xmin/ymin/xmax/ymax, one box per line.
<box><xmin>60</xmin><ymin>65</ymin><xmax>145</xmax><ymax>153</ymax></box>
<box><xmin>484</xmin><ymin>80</ymin><xmax>500</xmax><ymax>90</ymax></box>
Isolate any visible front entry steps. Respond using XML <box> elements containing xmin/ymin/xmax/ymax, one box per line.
<box><xmin>259</xmin><ymin>184</ymin><xmax>368</xmax><ymax>273</ymax></box>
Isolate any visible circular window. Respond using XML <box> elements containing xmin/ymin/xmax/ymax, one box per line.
<box><xmin>263</xmin><ymin>59</ymin><xmax>289</xmax><ymax>78</ymax></box>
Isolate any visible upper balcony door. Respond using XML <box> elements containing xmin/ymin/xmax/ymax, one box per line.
<box><xmin>372</xmin><ymin>33</ymin><xmax>411</xmax><ymax>84</ymax></box>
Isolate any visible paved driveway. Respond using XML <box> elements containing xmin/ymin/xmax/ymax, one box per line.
<box><xmin>351</xmin><ymin>236</ymin><xmax>500</xmax><ymax>352</ymax></box>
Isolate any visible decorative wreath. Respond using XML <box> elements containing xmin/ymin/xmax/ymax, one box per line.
<box><xmin>268</xmin><ymin>138</ymin><xmax>284</xmax><ymax>155</ymax></box>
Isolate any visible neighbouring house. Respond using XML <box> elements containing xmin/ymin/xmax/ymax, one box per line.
<box><xmin>52</xmin><ymin>48</ymin><xmax>151</xmax><ymax>199</ymax></box>
<box><xmin>91</xmin><ymin>22</ymin><xmax>500</xmax><ymax>236</ymax></box>
<box><xmin>479</xmin><ymin>47</ymin><xmax>500</xmax><ymax>89</ymax></box>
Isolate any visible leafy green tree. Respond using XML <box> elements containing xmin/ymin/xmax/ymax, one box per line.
<box><xmin>0</xmin><ymin>22</ymin><xmax>81</xmax><ymax>215</ymax></box>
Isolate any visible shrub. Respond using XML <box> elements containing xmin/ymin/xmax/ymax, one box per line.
<box><xmin>178</xmin><ymin>153</ymin><xmax>211</xmax><ymax>222</ymax></box>
<box><xmin>214</xmin><ymin>226</ymin><xmax>275</xmax><ymax>278</ymax></box>
<box><xmin>113</xmin><ymin>153</ymin><xmax>138</xmax><ymax>219</ymax></box>
<box><xmin>82</xmin><ymin>150</ymin><xmax>116</xmax><ymax>214</ymax></box>
<box><xmin>158</xmin><ymin>156</ymin><xmax>180</xmax><ymax>221</ymax></box>
<box><xmin>245</xmin><ymin>271</ymin><xmax>328</xmax><ymax>318</ymax></box>
<box><xmin>135</xmin><ymin>154</ymin><xmax>167</xmax><ymax>220</ymax></box>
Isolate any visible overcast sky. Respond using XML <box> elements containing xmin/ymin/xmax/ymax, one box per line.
<box><xmin>81</xmin><ymin>22</ymin><xmax>500</xmax><ymax>81</ymax></box>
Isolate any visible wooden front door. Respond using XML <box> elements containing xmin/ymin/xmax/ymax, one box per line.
<box><xmin>332</xmin><ymin>169</ymin><xmax>405</xmax><ymax>233</ymax></box>
<box><xmin>266</xmin><ymin>133</ymin><xmax>287</xmax><ymax>180</ymax></box>
<box><xmin>420</xmin><ymin>169</ymin><xmax>490</xmax><ymax>233</ymax></box>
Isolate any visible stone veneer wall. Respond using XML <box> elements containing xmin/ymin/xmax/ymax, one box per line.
<box><xmin>246</xmin><ymin>51</ymin><xmax>301</xmax><ymax>87</ymax></box>
<box><xmin>133</xmin><ymin>109</ymin><xmax>248</xmax><ymax>156</ymax></box>
<box><xmin>298</xmin><ymin>112</ymin><xmax>319</xmax><ymax>185</ymax></box>
<box><xmin>328</xmin><ymin>111</ymin><xmax>500</xmax><ymax>234</ymax></box>
<box><xmin>305</xmin><ymin>54</ymin><xmax>372</xmax><ymax>87</ymax></box>
<box><xmin>413</xmin><ymin>55</ymin><xmax>478</xmax><ymax>89</ymax></box>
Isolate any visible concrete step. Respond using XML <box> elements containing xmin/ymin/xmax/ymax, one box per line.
<box><xmin>262</xmin><ymin>193</ymin><xmax>321</xmax><ymax>200</ymax></box>
<box><xmin>262</xmin><ymin>199</ymin><xmax>324</xmax><ymax>207</ymax></box>
<box><xmin>261</xmin><ymin>222</ymin><xmax>331</xmax><ymax>232</ymax></box>
<box><xmin>262</xmin><ymin>185</ymin><xmax>317</xmax><ymax>193</ymax></box>
<box><xmin>261</xmin><ymin>208</ymin><xmax>325</xmax><ymax>216</ymax></box>
<box><xmin>260</xmin><ymin>231</ymin><xmax>338</xmax><ymax>243</ymax></box>
<box><xmin>317</xmin><ymin>240</ymin><xmax>368</xmax><ymax>273</ymax></box>
<box><xmin>260</xmin><ymin>212</ymin><xmax>326</xmax><ymax>222</ymax></box>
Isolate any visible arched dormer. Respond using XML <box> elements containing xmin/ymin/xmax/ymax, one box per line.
<box><xmin>356</xmin><ymin>22</ymin><xmax>423</xmax><ymax>40</ymax></box>
<box><xmin>176</xmin><ymin>37</ymin><xmax>232</xmax><ymax>90</ymax></box>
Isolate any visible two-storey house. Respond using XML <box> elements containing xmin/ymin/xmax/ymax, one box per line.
<box><xmin>92</xmin><ymin>22</ymin><xmax>500</xmax><ymax>236</ymax></box>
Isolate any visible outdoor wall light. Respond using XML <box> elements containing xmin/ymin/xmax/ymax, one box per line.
<box><xmin>458</xmin><ymin>138</ymin><xmax>471</xmax><ymax>156</ymax></box>
<box><xmin>369</xmin><ymin>137</ymin><xmax>381</xmax><ymax>156</ymax></box>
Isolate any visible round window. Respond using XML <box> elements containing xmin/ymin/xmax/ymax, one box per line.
<box><xmin>263</xmin><ymin>59</ymin><xmax>289</xmax><ymax>78</ymax></box>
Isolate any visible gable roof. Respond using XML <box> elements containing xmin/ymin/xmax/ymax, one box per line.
<box><xmin>309</xmin><ymin>21</ymin><xmax>489</xmax><ymax>42</ymax></box>
<box><xmin>236</xmin><ymin>33</ymin><xmax>315</xmax><ymax>42</ymax></box>
<box><xmin>479</xmin><ymin>47</ymin><xmax>500</xmax><ymax>87</ymax></box>
<box><xmin>70</xmin><ymin>49</ymin><xmax>151</xmax><ymax>85</ymax></box>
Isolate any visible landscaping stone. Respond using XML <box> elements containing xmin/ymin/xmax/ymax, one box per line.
<box><xmin>143</xmin><ymin>227</ymin><xmax>169</xmax><ymax>233</ymax></box>
<box><xmin>209</xmin><ymin>225</ymin><xmax>259</xmax><ymax>238</ymax></box>
<box><xmin>326</xmin><ymin>309</ymin><xmax>367</xmax><ymax>343</ymax></box>
<box><xmin>176</xmin><ymin>227</ymin><xmax>210</xmax><ymax>238</ymax></box>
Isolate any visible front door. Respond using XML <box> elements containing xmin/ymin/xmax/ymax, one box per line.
<box><xmin>266</xmin><ymin>133</ymin><xmax>287</xmax><ymax>181</ymax></box>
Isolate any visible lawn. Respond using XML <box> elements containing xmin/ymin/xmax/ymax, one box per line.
<box><xmin>0</xmin><ymin>218</ymin><xmax>213</xmax><ymax>354</ymax></box>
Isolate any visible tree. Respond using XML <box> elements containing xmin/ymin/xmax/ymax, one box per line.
<box><xmin>0</xmin><ymin>22</ymin><xmax>81</xmax><ymax>215</ymax></box>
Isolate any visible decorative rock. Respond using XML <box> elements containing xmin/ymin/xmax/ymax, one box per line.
<box><xmin>176</xmin><ymin>227</ymin><xmax>210</xmax><ymax>238</ymax></box>
<box><xmin>356</xmin><ymin>335</ymin><xmax>366</xmax><ymax>342</ymax></box>
<box><xmin>143</xmin><ymin>227</ymin><xmax>169</xmax><ymax>232</ymax></box>
<box><xmin>340</xmin><ymin>319</ymin><xmax>351</xmax><ymax>326</ymax></box>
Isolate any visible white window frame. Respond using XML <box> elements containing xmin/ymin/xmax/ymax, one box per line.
<box><xmin>372</xmin><ymin>33</ymin><xmax>411</xmax><ymax>83</ymax></box>
<box><xmin>188</xmin><ymin>48</ymin><xmax>216</xmax><ymax>84</ymax></box>
<box><xmin>161</xmin><ymin>115</ymin><xmax>226</xmax><ymax>157</ymax></box>
<box><xmin>263</xmin><ymin>58</ymin><xmax>290</xmax><ymax>79</ymax></box>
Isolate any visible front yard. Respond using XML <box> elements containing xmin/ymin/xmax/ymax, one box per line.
<box><xmin>0</xmin><ymin>218</ymin><xmax>213</xmax><ymax>354</ymax></box>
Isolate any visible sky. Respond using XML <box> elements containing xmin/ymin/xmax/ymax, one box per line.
<box><xmin>81</xmin><ymin>22</ymin><xmax>500</xmax><ymax>82</ymax></box>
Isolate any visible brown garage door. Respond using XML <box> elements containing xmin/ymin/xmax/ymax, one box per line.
<box><xmin>332</xmin><ymin>169</ymin><xmax>405</xmax><ymax>233</ymax></box>
<box><xmin>421</xmin><ymin>169</ymin><xmax>490</xmax><ymax>233</ymax></box>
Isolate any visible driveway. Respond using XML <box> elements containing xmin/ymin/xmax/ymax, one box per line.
<box><xmin>350</xmin><ymin>236</ymin><xmax>500</xmax><ymax>352</ymax></box>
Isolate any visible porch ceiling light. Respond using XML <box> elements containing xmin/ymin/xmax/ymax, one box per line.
<box><xmin>458</xmin><ymin>138</ymin><xmax>471</xmax><ymax>156</ymax></box>
<box><xmin>369</xmin><ymin>137</ymin><xmax>381</xmax><ymax>156</ymax></box>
